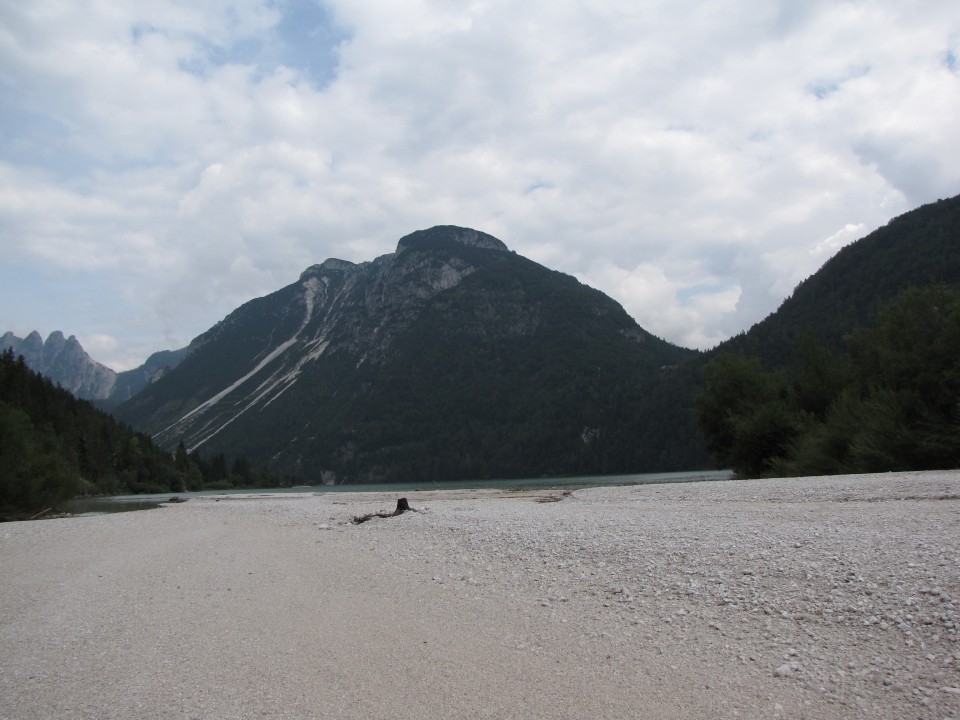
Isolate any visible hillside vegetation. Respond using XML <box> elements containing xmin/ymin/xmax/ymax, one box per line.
<box><xmin>697</xmin><ymin>284</ymin><xmax>960</xmax><ymax>477</ymax></box>
<box><xmin>4</xmin><ymin>195</ymin><xmax>958</xmax><ymax>501</ymax></box>
<box><xmin>719</xmin><ymin>195</ymin><xmax>960</xmax><ymax>368</ymax></box>
<box><xmin>695</xmin><ymin>195</ymin><xmax>960</xmax><ymax>477</ymax></box>
<box><xmin>0</xmin><ymin>348</ymin><xmax>257</xmax><ymax>513</ymax></box>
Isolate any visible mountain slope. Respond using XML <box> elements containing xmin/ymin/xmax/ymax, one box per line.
<box><xmin>719</xmin><ymin>193</ymin><xmax>960</xmax><ymax>367</ymax></box>
<box><xmin>0</xmin><ymin>348</ymin><xmax>189</xmax><ymax>514</ymax></box>
<box><xmin>691</xmin><ymin>192</ymin><xmax>960</xmax><ymax>473</ymax></box>
<box><xmin>117</xmin><ymin>226</ymin><xmax>703</xmax><ymax>482</ymax></box>
<box><xmin>106</xmin><ymin>348</ymin><xmax>190</xmax><ymax>405</ymax></box>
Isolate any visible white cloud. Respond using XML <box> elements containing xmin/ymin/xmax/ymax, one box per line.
<box><xmin>578</xmin><ymin>261</ymin><xmax>741</xmax><ymax>350</ymax></box>
<box><xmin>78</xmin><ymin>332</ymin><xmax>122</xmax><ymax>366</ymax></box>
<box><xmin>0</xmin><ymin>0</ymin><xmax>958</xmax><ymax>368</ymax></box>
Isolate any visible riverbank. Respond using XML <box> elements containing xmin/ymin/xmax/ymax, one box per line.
<box><xmin>1</xmin><ymin>470</ymin><xmax>958</xmax><ymax>718</ymax></box>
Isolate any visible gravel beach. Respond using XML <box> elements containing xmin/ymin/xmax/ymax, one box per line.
<box><xmin>2</xmin><ymin>470</ymin><xmax>959</xmax><ymax>719</ymax></box>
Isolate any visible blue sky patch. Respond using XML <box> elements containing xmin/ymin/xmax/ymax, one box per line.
<box><xmin>275</xmin><ymin>0</ymin><xmax>350</xmax><ymax>88</ymax></box>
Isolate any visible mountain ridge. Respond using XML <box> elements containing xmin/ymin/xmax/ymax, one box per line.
<box><xmin>715</xmin><ymin>193</ymin><xmax>960</xmax><ymax>367</ymax></box>
<box><xmin>116</xmin><ymin>225</ymin><xmax>702</xmax><ymax>481</ymax></box>
<box><xmin>0</xmin><ymin>330</ymin><xmax>187</xmax><ymax>405</ymax></box>
<box><xmin>1</xmin><ymin>330</ymin><xmax>117</xmax><ymax>399</ymax></box>
<box><xmin>12</xmin><ymin>194</ymin><xmax>958</xmax><ymax>484</ymax></box>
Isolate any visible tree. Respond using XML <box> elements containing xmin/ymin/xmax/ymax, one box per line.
<box><xmin>844</xmin><ymin>285</ymin><xmax>960</xmax><ymax>469</ymax></box>
<box><xmin>0</xmin><ymin>402</ymin><xmax>77</xmax><ymax>514</ymax></box>
<box><xmin>694</xmin><ymin>354</ymin><xmax>799</xmax><ymax>477</ymax></box>
<box><xmin>0</xmin><ymin>348</ymin><xmax>192</xmax><ymax>507</ymax></box>
<box><xmin>697</xmin><ymin>285</ymin><xmax>960</xmax><ymax>478</ymax></box>
<box><xmin>230</xmin><ymin>455</ymin><xmax>253</xmax><ymax>485</ymax></box>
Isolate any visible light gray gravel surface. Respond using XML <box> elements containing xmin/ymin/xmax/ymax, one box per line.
<box><xmin>2</xmin><ymin>470</ymin><xmax>959</xmax><ymax>719</ymax></box>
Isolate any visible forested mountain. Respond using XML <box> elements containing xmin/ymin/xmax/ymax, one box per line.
<box><xmin>696</xmin><ymin>285</ymin><xmax>960</xmax><ymax>477</ymax></box>
<box><xmin>695</xmin><ymin>193</ymin><xmax>960</xmax><ymax>477</ymax></box>
<box><xmin>7</xmin><ymin>195</ymin><xmax>955</xmax><ymax>495</ymax></box>
<box><xmin>116</xmin><ymin>226</ymin><xmax>706</xmax><ymax>483</ymax></box>
<box><xmin>717</xmin><ymin>194</ymin><xmax>960</xmax><ymax>368</ymax></box>
<box><xmin>0</xmin><ymin>348</ymin><xmax>189</xmax><ymax>515</ymax></box>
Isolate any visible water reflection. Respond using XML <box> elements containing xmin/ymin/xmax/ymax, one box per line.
<box><xmin>61</xmin><ymin>469</ymin><xmax>733</xmax><ymax>516</ymax></box>
<box><xmin>62</xmin><ymin>497</ymin><xmax>165</xmax><ymax>516</ymax></box>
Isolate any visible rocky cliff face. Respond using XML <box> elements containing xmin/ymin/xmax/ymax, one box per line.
<box><xmin>1</xmin><ymin>332</ymin><xmax>187</xmax><ymax>404</ymax></box>
<box><xmin>1</xmin><ymin>331</ymin><xmax>117</xmax><ymax>399</ymax></box>
<box><xmin>116</xmin><ymin>225</ymin><xmax>703</xmax><ymax>482</ymax></box>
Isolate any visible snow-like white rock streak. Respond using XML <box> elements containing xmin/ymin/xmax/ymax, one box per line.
<box><xmin>157</xmin><ymin>278</ymin><xmax>324</xmax><ymax>448</ymax></box>
<box><xmin>184</xmin><ymin>338</ymin><xmax>331</xmax><ymax>451</ymax></box>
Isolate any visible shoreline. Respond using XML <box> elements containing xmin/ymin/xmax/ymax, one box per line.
<box><xmin>2</xmin><ymin>470</ymin><xmax>958</xmax><ymax>719</ymax></box>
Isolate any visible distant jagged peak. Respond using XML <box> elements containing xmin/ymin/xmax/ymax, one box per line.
<box><xmin>44</xmin><ymin>330</ymin><xmax>68</xmax><ymax>351</ymax></box>
<box><xmin>396</xmin><ymin>225</ymin><xmax>509</xmax><ymax>254</ymax></box>
<box><xmin>1</xmin><ymin>328</ymin><xmax>117</xmax><ymax>399</ymax></box>
<box><xmin>2</xmin><ymin>330</ymin><xmax>43</xmax><ymax>355</ymax></box>
<box><xmin>3</xmin><ymin>330</ymin><xmax>81</xmax><ymax>347</ymax></box>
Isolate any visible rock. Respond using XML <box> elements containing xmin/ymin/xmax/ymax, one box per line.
<box><xmin>774</xmin><ymin>662</ymin><xmax>802</xmax><ymax>678</ymax></box>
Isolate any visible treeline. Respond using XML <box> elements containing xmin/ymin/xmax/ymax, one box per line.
<box><xmin>0</xmin><ymin>349</ymin><xmax>276</xmax><ymax>516</ymax></box>
<box><xmin>719</xmin><ymin>195</ymin><xmax>960</xmax><ymax>369</ymax></box>
<box><xmin>180</xmin><ymin>444</ymin><xmax>292</xmax><ymax>490</ymax></box>
<box><xmin>695</xmin><ymin>285</ymin><xmax>960</xmax><ymax>477</ymax></box>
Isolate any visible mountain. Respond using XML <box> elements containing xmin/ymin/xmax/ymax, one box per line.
<box><xmin>0</xmin><ymin>348</ymin><xmax>192</xmax><ymax>515</ymax></box>
<box><xmin>717</xmin><ymin>193</ymin><xmax>960</xmax><ymax>368</ymax></box>
<box><xmin>0</xmin><ymin>331</ymin><xmax>187</xmax><ymax>404</ymax></box>
<box><xmin>105</xmin><ymin>348</ymin><xmax>190</xmax><ymax>407</ymax></box>
<box><xmin>116</xmin><ymin>226</ymin><xmax>705</xmax><ymax>483</ymax></box>
<box><xmin>1</xmin><ymin>331</ymin><xmax>117</xmax><ymax>399</ymax></box>
<box><xmin>693</xmin><ymin>193</ymin><xmax>960</xmax><ymax>478</ymax></box>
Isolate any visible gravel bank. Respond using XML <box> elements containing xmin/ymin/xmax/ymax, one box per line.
<box><xmin>1</xmin><ymin>471</ymin><xmax>958</xmax><ymax>719</ymax></box>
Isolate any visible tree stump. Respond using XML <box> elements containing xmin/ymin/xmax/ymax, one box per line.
<box><xmin>352</xmin><ymin>497</ymin><xmax>416</xmax><ymax>524</ymax></box>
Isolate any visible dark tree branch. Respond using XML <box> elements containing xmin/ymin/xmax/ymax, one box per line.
<box><xmin>352</xmin><ymin>497</ymin><xmax>415</xmax><ymax>524</ymax></box>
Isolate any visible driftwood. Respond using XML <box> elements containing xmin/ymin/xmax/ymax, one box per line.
<box><xmin>535</xmin><ymin>491</ymin><xmax>572</xmax><ymax>503</ymax></box>
<box><xmin>352</xmin><ymin>498</ymin><xmax>415</xmax><ymax>524</ymax></box>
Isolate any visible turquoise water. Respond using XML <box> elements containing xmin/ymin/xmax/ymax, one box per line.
<box><xmin>81</xmin><ymin>469</ymin><xmax>731</xmax><ymax>510</ymax></box>
<box><xmin>62</xmin><ymin>496</ymin><xmax>167</xmax><ymax>515</ymax></box>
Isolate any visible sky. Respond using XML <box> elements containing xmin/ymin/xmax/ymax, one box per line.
<box><xmin>1</xmin><ymin>1</ymin><xmax>959</xmax><ymax>371</ymax></box>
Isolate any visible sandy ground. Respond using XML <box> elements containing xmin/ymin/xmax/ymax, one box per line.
<box><xmin>1</xmin><ymin>471</ymin><xmax>959</xmax><ymax>719</ymax></box>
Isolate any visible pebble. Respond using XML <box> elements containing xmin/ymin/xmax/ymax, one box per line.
<box><xmin>359</xmin><ymin>471</ymin><xmax>960</xmax><ymax>719</ymax></box>
<box><xmin>774</xmin><ymin>662</ymin><xmax>801</xmax><ymax>678</ymax></box>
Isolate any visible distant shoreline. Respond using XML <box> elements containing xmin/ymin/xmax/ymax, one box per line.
<box><xmin>114</xmin><ymin>467</ymin><xmax>734</xmax><ymax>498</ymax></box>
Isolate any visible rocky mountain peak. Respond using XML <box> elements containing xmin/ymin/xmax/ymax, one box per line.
<box><xmin>1</xmin><ymin>330</ymin><xmax>115</xmax><ymax>399</ymax></box>
<box><xmin>300</xmin><ymin>258</ymin><xmax>359</xmax><ymax>280</ymax></box>
<box><xmin>22</xmin><ymin>331</ymin><xmax>44</xmax><ymax>355</ymax></box>
<box><xmin>396</xmin><ymin>225</ymin><xmax>509</xmax><ymax>254</ymax></box>
<box><xmin>115</xmin><ymin>224</ymin><xmax>699</xmax><ymax>482</ymax></box>
<box><xmin>296</xmin><ymin>227</ymin><xmax>506</xmax><ymax>286</ymax></box>
<box><xmin>1</xmin><ymin>331</ymin><xmax>187</xmax><ymax>403</ymax></box>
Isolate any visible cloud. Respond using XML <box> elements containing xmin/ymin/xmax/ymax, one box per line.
<box><xmin>0</xmin><ymin>0</ymin><xmax>958</xmax><ymax>370</ymax></box>
<box><xmin>578</xmin><ymin>261</ymin><xmax>741</xmax><ymax>350</ymax></box>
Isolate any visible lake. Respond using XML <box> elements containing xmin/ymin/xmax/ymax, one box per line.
<box><xmin>65</xmin><ymin>469</ymin><xmax>732</xmax><ymax>515</ymax></box>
